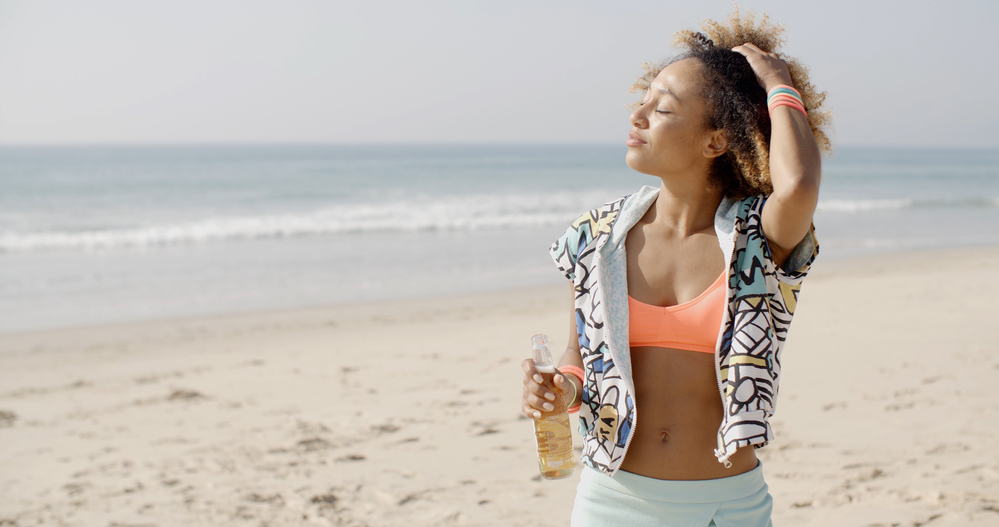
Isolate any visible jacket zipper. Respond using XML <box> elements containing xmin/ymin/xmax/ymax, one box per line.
<box><xmin>712</xmin><ymin>240</ymin><xmax>739</xmax><ymax>468</ymax></box>
<box><xmin>601</xmin><ymin>252</ymin><xmax>638</xmax><ymax>478</ymax></box>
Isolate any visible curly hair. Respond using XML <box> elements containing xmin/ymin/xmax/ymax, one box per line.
<box><xmin>630</xmin><ymin>8</ymin><xmax>832</xmax><ymax>199</ymax></box>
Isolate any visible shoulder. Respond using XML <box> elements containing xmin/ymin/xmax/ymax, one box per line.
<box><xmin>570</xmin><ymin>195</ymin><xmax>627</xmax><ymax>238</ymax></box>
<box><xmin>549</xmin><ymin>194</ymin><xmax>629</xmax><ymax>281</ymax></box>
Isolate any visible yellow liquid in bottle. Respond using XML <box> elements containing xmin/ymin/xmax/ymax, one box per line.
<box><xmin>533</xmin><ymin>367</ymin><xmax>575</xmax><ymax>479</ymax></box>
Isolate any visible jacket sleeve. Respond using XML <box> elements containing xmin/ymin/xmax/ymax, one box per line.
<box><xmin>777</xmin><ymin>223</ymin><xmax>819</xmax><ymax>282</ymax></box>
<box><xmin>754</xmin><ymin>195</ymin><xmax>820</xmax><ymax>283</ymax></box>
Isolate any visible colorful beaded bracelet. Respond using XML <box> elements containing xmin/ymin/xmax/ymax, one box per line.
<box><xmin>767</xmin><ymin>85</ymin><xmax>801</xmax><ymax>103</ymax></box>
<box><xmin>768</xmin><ymin>95</ymin><xmax>807</xmax><ymax>115</ymax></box>
<box><xmin>558</xmin><ymin>365</ymin><xmax>585</xmax><ymax>413</ymax></box>
<box><xmin>767</xmin><ymin>84</ymin><xmax>807</xmax><ymax>118</ymax></box>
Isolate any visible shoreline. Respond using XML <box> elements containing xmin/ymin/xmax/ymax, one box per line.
<box><xmin>1</xmin><ymin>245</ymin><xmax>998</xmax><ymax>526</ymax></box>
<box><xmin>3</xmin><ymin>243</ymin><xmax>997</xmax><ymax>341</ymax></box>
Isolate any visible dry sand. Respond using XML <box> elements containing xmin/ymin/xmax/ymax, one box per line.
<box><xmin>1</xmin><ymin>246</ymin><xmax>997</xmax><ymax>527</ymax></box>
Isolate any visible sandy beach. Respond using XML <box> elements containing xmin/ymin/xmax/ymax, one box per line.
<box><xmin>1</xmin><ymin>246</ymin><xmax>997</xmax><ymax>527</ymax></box>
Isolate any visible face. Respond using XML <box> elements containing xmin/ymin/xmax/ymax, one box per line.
<box><xmin>625</xmin><ymin>58</ymin><xmax>726</xmax><ymax>179</ymax></box>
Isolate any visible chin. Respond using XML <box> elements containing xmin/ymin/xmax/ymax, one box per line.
<box><xmin>625</xmin><ymin>151</ymin><xmax>658</xmax><ymax>177</ymax></box>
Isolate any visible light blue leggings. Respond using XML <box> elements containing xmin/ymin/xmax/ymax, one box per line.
<box><xmin>570</xmin><ymin>462</ymin><xmax>773</xmax><ymax>527</ymax></box>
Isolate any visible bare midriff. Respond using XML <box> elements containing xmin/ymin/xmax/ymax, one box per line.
<box><xmin>618</xmin><ymin>345</ymin><xmax>759</xmax><ymax>481</ymax></box>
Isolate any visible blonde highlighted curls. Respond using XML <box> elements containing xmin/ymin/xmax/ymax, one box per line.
<box><xmin>630</xmin><ymin>8</ymin><xmax>832</xmax><ymax>198</ymax></box>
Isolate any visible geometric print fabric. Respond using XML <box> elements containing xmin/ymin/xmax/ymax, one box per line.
<box><xmin>550</xmin><ymin>187</ymin><xmax>818</xmax><ymax>475</ymax></box>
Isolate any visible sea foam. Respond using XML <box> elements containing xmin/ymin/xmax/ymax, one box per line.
<box><xmin>0</xmin><ymin>190</ymin><xmax>614</xmax><ymax>252</ymax></box>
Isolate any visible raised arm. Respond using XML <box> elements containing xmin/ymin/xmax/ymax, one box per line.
<box><xmin>733</xmin><ymin>43</ymin><xmax>821</xmax><ymax>268</ymax></box>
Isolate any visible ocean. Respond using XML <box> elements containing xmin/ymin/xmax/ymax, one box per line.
<box><xmin>2</xmin><ymin>144</ymin><xmax>997</xmax><ymax>333</ymax></box>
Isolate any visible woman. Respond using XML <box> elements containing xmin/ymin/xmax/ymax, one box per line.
<box><xmin>521</xmin><ymin>11</ymin><xmax>831</xmax><ymax>526</ymax></box>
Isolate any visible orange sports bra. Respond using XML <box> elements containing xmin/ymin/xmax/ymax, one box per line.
<box><xmin>628</xmin><ymin>271</ymin><xmax>726</xmax><ymax>354</ymax></box>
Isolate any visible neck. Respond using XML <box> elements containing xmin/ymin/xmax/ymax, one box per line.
<box><xmin>649</xmin><ymin>175</ymin><xmax>724</xmax><ymax>237</ymax></box>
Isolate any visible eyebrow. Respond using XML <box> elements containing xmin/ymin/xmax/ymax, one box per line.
<box><xmin>656</xmin><ymin>86</ymin><xmax>680</xmax><ymax>100</ymax></box>
<box><xmin>647</xmin><ymin>84</ymin><xmax>680</xmax><ymax>103</ymax></box>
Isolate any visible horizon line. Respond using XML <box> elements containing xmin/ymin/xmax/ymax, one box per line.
<box><xmin>1</xmin><ymin>141</ymin><xmax>997</xmax><ymax>151</ymax></box>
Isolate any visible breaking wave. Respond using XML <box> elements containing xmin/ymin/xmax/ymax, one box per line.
<box><xmin>0</xmin><ymin>191</ymin><xmax>614</xmax><ymax>252</ymax></box>
<box><xmin>817</xmin><ymin>197</ymin><xmax>999</xmax><ymax>213</ymax></box>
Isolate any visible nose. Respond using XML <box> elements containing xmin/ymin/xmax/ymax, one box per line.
<box><xmin>629</xmin><ymin>106</ymin><xmax>648</xmax><ymax>129</ymax></box>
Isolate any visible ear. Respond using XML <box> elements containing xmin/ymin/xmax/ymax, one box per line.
<box><xmin>702</xmin><ymin>129</ymin><xmax>728</xmax><ymax>159</ymax></box>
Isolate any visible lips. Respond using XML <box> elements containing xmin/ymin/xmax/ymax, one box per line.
<box><xmin>626</xmin><ymin>131</ymin><xmax>646</xmax><ymax>147</ymax></box>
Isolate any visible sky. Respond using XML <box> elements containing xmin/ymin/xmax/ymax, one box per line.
<box><xmin>1</xmin><ymin>0</ymin><xmax>997</xmax><ymax>148</ymax></box>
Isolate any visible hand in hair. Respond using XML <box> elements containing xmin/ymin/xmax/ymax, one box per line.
<box><xmin>732</xmin><ymin>43</ymin><xmax>793</xmax><ymax>92</ymax></box>
<box><xmin>733</xmin><ymin>43</ymin><xmax>820</xmax><ymax>268</ymax></box>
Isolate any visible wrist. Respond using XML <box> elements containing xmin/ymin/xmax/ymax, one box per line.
<box><xmin>557</xmin><ymin>365</ymin><xmax>585</xmax><ymax>410</ymax></box>
<box><xmin>566</xmin><ymin>375</ymin><xmax>580</xmax><ymax>406</ymax></box>
<box><xmin>763</xmin><ymin>77</ymin><xmax>794</xmax><ymax>93</ymax></box>
<box><xmin>767</xmin><ymin>84</ymin><xmax>807</xmax><ymax>119</ymax></box>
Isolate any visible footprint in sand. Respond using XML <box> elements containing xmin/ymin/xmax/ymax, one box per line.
<box><xmin>310</xmin><ymin>492</ymin><xmax>339</xmax><ymax>512</ymax></box>
<box><xmin>296</xmin><ymin>438</ymin><xmax>333</xmax><ymax>452</ymax></box>
<box><xmin>167</xmin><ymin>389</ymin><xmax>207</xmax><ymax>402</ymax></box>
<box><xmin>0</xmin><ymin>409</ymin><xmax>16</xmax><ymax>427</ymax></box>
<box><xmin>245</xmin><ymin>492</ymin><xmax>285</xmax><ymax>506</ymax></box>
<box><xmin>925</xmin><ymin>442</ymin><xmax>970</xmax><ymax>455</ymax></box>
<box><xmin>372</xmin><ymin>423</ymin><xmax>400</xmax><ymax>434</ymax></box>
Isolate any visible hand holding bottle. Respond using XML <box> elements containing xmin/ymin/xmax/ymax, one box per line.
<box><xmin>521</xmin><ymin>358</ymin><xmax>574</xmax><ymax>419</ymax></box>
<box><xmin>524</xmin><ymin>334</ymin><xmax>576</xmax><ymax>479</ymax></box>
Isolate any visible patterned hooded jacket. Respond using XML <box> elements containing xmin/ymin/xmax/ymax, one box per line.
<box><xmin>549</xmin><ymin>185</ymin><xmax>818</xmax><ymax>476</ymax></box>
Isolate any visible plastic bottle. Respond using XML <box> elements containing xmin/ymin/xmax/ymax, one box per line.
<box><xmin>531</xmin><ymin>334</ymin><xmax>575</xmax><ymax>479</ymax></box>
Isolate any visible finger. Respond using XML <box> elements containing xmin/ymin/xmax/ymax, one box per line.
<box><xmin>522</xmin><ymin>387</ymin><xmax>548</xmax><ymax>417</ymax></box>
<box><xmin>527</xmin><ymin>393</ymin><xmax>555</xmax><ymax>412</ymax></box>
<box><xmin>740</xmin><ymin>42</ymin><xmax>764</xmax><ymax>53</ymax></box>
<box><xmin>521</xmin><ymin>358</ymin><xmax>536</xmax><ymax>373</ymax></box>
<box><xmin>537</xmin><ymin>397</ymin><xmax>555</xmax><ymax>412</ymax></box>
<box><xmin>731</xmin><ymin>45</ymin><xmax>749</xmax><ymax>57</ymax></box>
<box><xmin>528</xmin><ymin>377</ymin><xmax>555</xmax><ymax>401</ymax></box>
<box><xmin>522</xmin><ymin>372</ymin><xmax>542</xmax><ymax>391</ymax></box>
<box><xmin>525</xmin><ymin>378</ymin><xmax>556</xmax><ymax>405</ymax></box>
<box><xmin>523</xmin><ymin>373</ymin><xmax>555</xmax><ymax>402</ymax></box>
<box><xmin>554</xmin><ymin>374</ymin><xmax>571</xmax><ymax>395</ymax></box>
<box><xmin>521</xmin><ymin>361</ymin><xmax>544</xmax><ymax>386</ymax></box>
